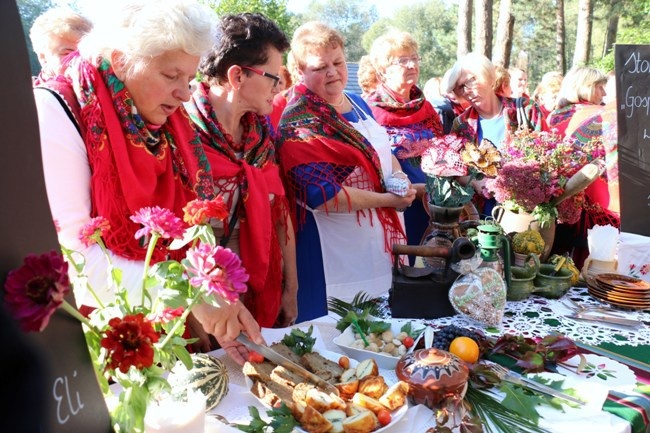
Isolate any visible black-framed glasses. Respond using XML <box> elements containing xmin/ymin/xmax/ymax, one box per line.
<box><xmin>241</xmin><ymin>65</ymin><xmax>280</xmax><ymax>89</ymax></box>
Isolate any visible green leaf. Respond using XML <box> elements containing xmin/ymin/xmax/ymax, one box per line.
<box><xmin>499</xmin><ymin>383</ymin><xmax>541</xmax><ymax>423</ymax></box>
<box><xmin>368</xmin><ymin>320</ymin><xmax>391</xmax><ymax>334</ymax></box>
<box><xmin>281</xmin><ymin>326</ymin><xmax>316</xmax><ymax>355</ymax></box>
<box><xmin>173</xmin><ymin>345</ymin><xmax>193</xmax><ymax>370</ymax></box>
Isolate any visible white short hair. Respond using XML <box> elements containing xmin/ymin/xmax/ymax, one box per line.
<box><xmin>79</xmin><ymin>0</ymin><xmax>218</xmax><ymax>78</ymax></box>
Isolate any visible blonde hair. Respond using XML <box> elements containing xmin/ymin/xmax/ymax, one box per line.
<box><xmin>556</xmin><ymin>66</ymin><xmax>607</xmax><ymax>107</ymax></box>
<box><xmin>493</xmin><ymin>65</ymin><xmax>511</xmax><ymax>96</ymax></box>
<box><xmin>533</xmin><ymin>71</ymin><xmax>563</xmax><ymax>103</ymax></box>
<box><xmin>368</xmin><ymin>29</ymin><xmax>418</xmax><ymax>71</ymax></box>
<box><xmin>357</xmin><ymin>55</ymin><xmax>379</xmax><ymax>95</ymax></box>
<box><xmin>79</xmin><ymin>0</ymin><xmax>218</xmax><ymax>79</ymax></box>
<box><xmin>290</xmin><ymin>21</ymin><xmax>345</xmax><ymax>70</ymax></box>
<box><xmin>29</xmin><ymin>7</ymin><xmax>92</xmax><ymax>55</ymax></box>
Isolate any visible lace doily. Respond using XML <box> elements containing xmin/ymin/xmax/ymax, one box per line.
<box><xmin>377</xmin><ymin>286</ymin><xmax>650</xmax><ymax>347</ymax></box>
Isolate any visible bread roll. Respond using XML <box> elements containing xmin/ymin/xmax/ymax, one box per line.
<box><xmin>351</xmin><ymin>393</ymin><xmax>389</xmax><ymax>415</ymax></box>
<box><xmin>355</xmin><ymin>359</ymin><xmax>378</xmax><ymax>379</ymax></box>
<box><xmin>358</xmin><ymin>375</ymin><xmax>388</xmax><ymax>399</ymax></box>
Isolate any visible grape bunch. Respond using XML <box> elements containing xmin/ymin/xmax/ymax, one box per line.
<box><xmin>432</xmin><ymin>325</ymin><xmax>480</xmax><ymax>351</ymax></box>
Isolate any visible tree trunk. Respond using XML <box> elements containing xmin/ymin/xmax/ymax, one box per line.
<box><xmin>493</xmin><ymin>0</ymin><xmax>514</xmax><ymax>67</ymax></box>
<box><xmin>457</xmin><ymin>0</ymin><xmax>472</xmax><ymax>58</ymax></box>
<box><xmin>573</xmin><ymin>0</ymin><xmax>592</xmax><ymax>67</ymax></box>
<box><xmin>603</xmin><ymin>0</ymin><xmax>621</xmax><ymax>57</ymax></box>
<box><xmin>555</xmin><ymin>0</ymin><xmax>566</xmax><ymax>73</ymax></box>
<box><xmin>475</xmin><ymin>0</ymin><xmax>493</xmax><ymax>59</ymax></box>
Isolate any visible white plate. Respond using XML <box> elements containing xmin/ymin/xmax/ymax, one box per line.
<box><xmin>333</xmin><ymin>319</ymin><xmax>424</xmax><ymax>370</ymax></box>
<box><xmin>244</xmin><ymin>347</ymin><xmax>407</xmax><ymax>433</ymax></box>
<box><xmin>555</xmin><ymin>354</ymin><xmax>637</xmax><ymax>390</ymax></box>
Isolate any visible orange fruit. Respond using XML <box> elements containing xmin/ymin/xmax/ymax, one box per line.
<box><xmin>449</xmin><ymin>336</ymin><xmax>480</xmax><ymax>363</ymax></box>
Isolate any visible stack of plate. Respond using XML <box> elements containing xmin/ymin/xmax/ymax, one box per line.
<box><xmin>587</xmin><ymin>273</ymin><xmax>650</xmax><ymax>310</ymax></box>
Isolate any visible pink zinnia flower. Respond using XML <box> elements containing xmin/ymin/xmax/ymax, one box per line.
<box><xmin>79</xmin><ymin>216</ymin><xmax>111</xmax><ymax>247</ymax></box>
<box><xmin>130</xmin><ymin>206</ymin><xmax>184</xmax><ymax>240</ymax></box>
<box><xmin>3</xmin><ymin>251</ymin><xmax>70</xmax><ymax>332</ymax></box>
<box><xmin>183</xmin><ymin>197</ymin><xmax>228</xmax><ymax>226</ymax></box>
<box><xmin>185</xmin><ymin>243</ymin><xmax>249</xmax><ymax>303</ymax></box>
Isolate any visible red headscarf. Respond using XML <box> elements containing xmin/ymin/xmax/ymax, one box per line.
<box><xmin>185</xmin><ymin>81</ymin><xmax>287</xmax><ymax>327</ymax></box>
<box><xmin>45</xmin><ymin>55</ymin><xmax>213</xmax><ymax>263</ymax></box>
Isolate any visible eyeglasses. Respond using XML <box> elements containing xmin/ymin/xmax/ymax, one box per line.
<box><xmin>390</xmin><ymin>56</ymin><xmax>421</xmax><ymax>68</ymax></box>
<box><xmin>241</xmin><ymin>65</ymin><xmax>280</xmax><ymax>89</ymax></box>
<box><xmin>455</xmin><ymin>76</ymin><xmax>479</xmax><ymax>96</ymax></box>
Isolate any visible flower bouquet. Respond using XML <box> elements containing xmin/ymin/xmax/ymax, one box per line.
<box><xmin>419</xmin><ymin>135</ymin><xmax>501</xmax><ymax>208</ymax></box>
<box><xmin>485</xmin><ymin>130</ymin><xmax>604</xmax><ymax>228</ymax></box>
<box><xmin>3</xmin><ymin>197</ymin><xmax>246</xmax><ymax>432</ymax></box>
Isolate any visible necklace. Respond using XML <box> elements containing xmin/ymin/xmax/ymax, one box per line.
<box><xmin>331</xmin><ymin>94</ymin><xmax>346</xmax><ymax>107</ymax></box>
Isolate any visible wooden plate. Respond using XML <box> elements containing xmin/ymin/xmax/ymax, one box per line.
<box><xmin>592</xmin><ymin>282</ymin><xmax>650</xmax><ymax>299</ymax></box>
<box><xmin>589</xmin><ymin>286</ymin><xmax>650</xmax><ymax>302</ymax></box>
<box><xmin>595</xmin><ymin>273</ymin><xmax>650</xmax><ymax>291</ymax></box>
<box><xmin>588</xmin><ymin>287</ymin><xmax>650</xmax><ymax>310</ymax></box>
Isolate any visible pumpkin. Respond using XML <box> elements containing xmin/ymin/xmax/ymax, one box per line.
<box><xmin>512</xmin><ymin>230</ymin><xmax>545</xmax><ymax>255</ymax></box>
<box><xmin>168</xmin><ymin>353</ymin><xmax>229</xmax><ymax>411</ymax></box>
<box><xmin>548</xmin><ymin>254</ymin><xmax>581</xmax><ymax>286</ymax></box>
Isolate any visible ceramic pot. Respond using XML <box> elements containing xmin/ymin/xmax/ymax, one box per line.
<box><xmin>534</xmin><ymin>264</ymin><xmax>573</xmax><ymax>298</ymax></box>
<box><xmin>508</xmin><ymin>253</ymin><xmax>539</xmax><ymax>301</ymax></box>
<box><xmin>582</xmin><ymin>256</ymin><xmax>618</xmax><ymax>284</ymax></box>
<box><xmin>514</xmin><ymin>252</ymin><xmax>540</xmax><ymax>267</ymax></box>
<box><xmin>492</xmin><ymin>206</ymin><xmax>555</xmax><ymax>262</ymax></box>
<box><xmin>395</xmin><ymin>348</ymin><xmax>469</xmax><ymax>408</ymax></box>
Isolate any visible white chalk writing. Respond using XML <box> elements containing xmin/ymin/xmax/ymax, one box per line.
<box><xmin>52</xmin><ymin>370</ymin><xmax>85</xmax><ymax>424</ymax></box>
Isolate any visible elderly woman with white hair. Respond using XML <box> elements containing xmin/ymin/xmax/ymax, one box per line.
<box><xmin>34</xmin><ymin>0</ymin><xmax>263</xmax><ymax>364</ymax></box>
<box><xmin>446</xmin><ymin>52</ymin><xmax>542</xmax><ymax>216</ymax></box>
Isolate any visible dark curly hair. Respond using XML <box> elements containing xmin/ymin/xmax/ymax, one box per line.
<box><xmin>199</xmin><ymin>13</ymin><xmax>289</xmax><ymax>84</ymax></box>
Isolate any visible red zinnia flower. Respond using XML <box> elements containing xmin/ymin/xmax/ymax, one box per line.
<box><xmin>79</xmin><ymin>216</ymin><xmax>111</xmax><ymax>247</ymax></box>
<box><xmin>100</xmin><ymin>313</ymin><xmax>160</xmax><ymax>373</ymax></box>
<box><xmin>183</xmin><ymin>197</ymin><xmax>228</xmax><ymax>226</ymax></box>
<box><xmin>130</xmin><ymin>206</ymin><xmax>185</xmax><ymax>240</ymax></box>
<box><xmin>185</xmin><ymin>243</ymin><xmax>249</xmax><ymax>303</ymax></box>
<box><xmin>3</xmin><ymin>251</ymin><xmax>70</xmax><ymax>332</ymax></box>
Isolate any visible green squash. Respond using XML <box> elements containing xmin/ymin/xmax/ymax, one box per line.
<box><xmin>168</xmin><ymin>353</ymin><xmax>229</xmax><ymax>411</ymax></box>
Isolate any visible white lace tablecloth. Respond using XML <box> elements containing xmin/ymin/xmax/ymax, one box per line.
<box><xmin>379</xmin><ymin>286</ymin><xmax>650</xmax><ymax>347</ymax></box>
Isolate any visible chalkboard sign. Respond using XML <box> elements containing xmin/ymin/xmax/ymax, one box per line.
<box><xmin>0</xmin><ymin>1</ymin><xmax>112</xmax><ymax>432</ymax></box>
<box><xmin>615</xmin><ymin>44</ymin><xmax>650</xmax><ymax>236</ymax></box>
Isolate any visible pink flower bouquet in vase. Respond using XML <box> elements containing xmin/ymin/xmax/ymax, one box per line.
<box><xmin>3</xmin><ymin>197</ymin><xmax>247</xmax><ymax>433</ymax></box>
<box><xmin>486</xmin><ymin>130</ymin><xmax>605</xmax><ymax>259</ymax></box>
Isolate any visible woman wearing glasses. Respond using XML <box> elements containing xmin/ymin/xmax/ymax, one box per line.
<box><xmin>185</xmin><ymin>13</ymin><xmax>299</xmax><ymax>329</ymax></box>
<box><xmin>365</xmin><ymin>30</ymin><xmax>445</xmax><ymax>256</ymax></box>
<box><xmin>276</xmin><ymin>22</ymin><xmax>415</xmax><ymax>321</ymax></box>
<box><xmin>445</xmin><ymin>53</ymin><xmax>542</xmax><ymax>215</ymax></box>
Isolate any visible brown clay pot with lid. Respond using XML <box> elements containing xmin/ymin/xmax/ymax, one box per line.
<box><xmin>395</xmin><ymin>348</ymin><xmax>469</xmax><ymax>408</ymax></box>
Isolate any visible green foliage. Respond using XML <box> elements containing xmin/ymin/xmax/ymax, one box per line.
<box><xmin>362</xmin><ymin>1</ymin><xmax>457</xmax><ymax>87</ymax></box>
<box><xmin>301</xmin><ymin>0</ymin><xmax>379</xmax><ymax>62</ymax></box>
<box><xmin>235</xmin><ymin>404</ymin><xmax>299</xmax><ymax>433</ymax></box>
<box><xmin>281</xmin><ymin>325</ymin><xmax>316</xmax><ymax>355</ymax></box>
<box><xmin>203</xmin><ymin>0</ymin><xmax>298</xmax><ymax>43</ymax></box>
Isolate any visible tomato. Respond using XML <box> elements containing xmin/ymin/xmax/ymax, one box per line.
<box><xmin>402</xmin><ymin>336</ymin><xmax>415</xmax><ymax>349</ymax></box>
<box><xmin>338</xmin><ymin>356</ymin><xmax>350</xmax><ymax>369</ymax></box>
<box><xmin>377</xmin><ymin>409</ymin><xmax>391</xmax><ymax>426</ymax></box>
<box><xmin>247</xmin><ymin>350</ymin><xmax>264</xmax><ymax>363</ymax></box>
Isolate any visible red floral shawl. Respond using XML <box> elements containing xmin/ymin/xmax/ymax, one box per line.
<box><xmin>366</xmin><ymin>84</ymin><xmax>443</xmax><ymax>133</ymax></box>
<box><xmin>46</xmin><ymin>55</ymin><xmax>212</xmax><ymax>262</ymax></box>
<box><xmin>276</xmin><ymin>83</ymin><xmax>406</xmax><ymax>252</ymax></box>
<box><xmin>186</xmin><ymin>82</ymin><xmax>286</xmax><ymax>327</ymax></box>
